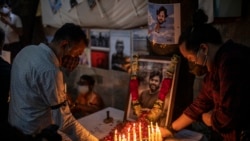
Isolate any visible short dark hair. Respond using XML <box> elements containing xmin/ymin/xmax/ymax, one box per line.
<box><xmin>156</xmin><ymin>6</ymin><xmax>168</xmax><ymax>17</ymax></box>
<box><xmin>77</xmin><ymin>75</ymin><xmax>95</xmax><ymax>86</ymax></box>
<box><xmin>149</xmin><ymin>70</ymin><xmax>163</xmax><ymax>82</ymax></box>
<box><xmin>52</xmin><ymin>23</ymin><xmax>88</xmax><ymax>45</ymax></box>
<box><xmin>115</xmin><ymin>40</ymin><xmax>124</xmax><ymax>49</ymax></box>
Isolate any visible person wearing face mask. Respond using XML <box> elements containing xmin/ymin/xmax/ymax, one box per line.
<box><xmin>0</xmin><ymin>0</ymin><xmax>22</xmax><ymax>64</ymax></box>
<box><xmin>8</xmin><ymin>23</ymin><xmax>99</xmax><ymax>141</ymax></box>
<box><xmin>70</xmin><ymin>75</ymin><xmax>105</xmax><ymax>119</ymax></box>
<box><xmin>160</xmin><ymin>9</ymin><xmax>250</xmax><ymax>141</ymax></box>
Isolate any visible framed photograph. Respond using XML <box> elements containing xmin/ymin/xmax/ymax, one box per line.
<box><xmin>110</xmin><ymin>30</ymin><xmax>131</xmax><ymax>72</ymax></box>
<box><xmin>148</xmin><ymin>2</ymin><xmax>181</xmax><ymax>44</ymax></box>
<box><xmin>90</xmin><ymin>29</ymin><xmax>110</xmax><ymax>50</ymax></box>
<box><xmin>132</xmin><ymin>28</ymin><xmax>149</xmax><ymax>56</ymax></box>
<box><xmin>124</xmin><ymin>55</ymin><xmax>180</xmax><ymax>127</ymax></box>
<box><xmin>91</xmin><ymin>50</ymin><xmax>109</xmax><ymax>70</ymax></box>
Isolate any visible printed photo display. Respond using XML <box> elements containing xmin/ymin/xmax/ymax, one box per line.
<box><xmin>147</xmin><ymin>2</ymin><xmax>181</xmax><ymax>45</ymax></box>
<box><xmin>125</xmin><ymin>55</ymin><xmax>180</xmax><ymax>127</ymax></box>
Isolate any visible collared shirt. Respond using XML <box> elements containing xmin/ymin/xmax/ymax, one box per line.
<box><xmin>8</xmin><ymin>43</ymin><xmax>98</xmax><ymax>141</ymax></box>
<box><xmin>184</xmin><ymin>40</ymin><xmax>250</xmax><ymax>141</ymax></box>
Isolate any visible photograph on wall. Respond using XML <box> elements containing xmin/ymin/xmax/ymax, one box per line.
<box><xmin>125</xmin><ymin>55</ymin><xmax>180</xmax><ymax>127</ymax></box>
<box><xmin>91</xmin><ymin>50</ymin><xmax>109</xmax><ymax>70</ymax></box>
<box><xmin>78</xmin><ymin>47</ymin><xmax>91</xmax><ymax>67</ymax></box>
<box><xmin>90</xmin><ymin>29</ymin><xmax>110</xmax><ymax>50</ymax></box>
<box><xmin>148</xmin><ymin>2</ymin><xmax>181</xmax><ymax>45</ymax></box>
<box><xmin>110</xmin><ymin>30</ymin><xmax>131</xmax><ymax>72</ymax></box>
<box><xmin>132</xmin><ymin>28</ymin><xmax>149</xmax><ymax>56</ymax></box>
<box><xmin>48</xmin><ymin>0</ymin><xmax>62</xmax><ymax>14</ymax></box>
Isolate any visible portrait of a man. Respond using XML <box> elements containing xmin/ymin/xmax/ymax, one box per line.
<box><xmin>125</xmin><ymin>57</ymin><xmax>180</xmax><ymax>127</ymax></box>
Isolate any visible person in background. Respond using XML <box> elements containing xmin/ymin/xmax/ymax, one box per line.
<box><xmin>139</xmin><ymin>70</ymin><xmax>163</xmax><ymax>111</ymax></box>
<box><xmin>0</xmin><ymin>0</ymin><xmax>22</xmax><ymax>64</ymax></box>
<box><xmin>161</xmin><ymin>9</ymin><xmax>250</xmax><ymax>141</ymax></box>
<box><xmin>8</xmin><ymin>23</ymin><xmax>98</xmax><ymax>141</ymax></box>
<box><xmin>111</xmin><ymin>39</ymin><xmax>130</xmax><ymax>72</ymax></box>
<box><xmin>70</xmin><ymin>74</ymin><xmax>105</xmax><ymax>119</ymax></box>
<box><xmin>0</xmin><ymin>26</ymin><xmax>11</xmax><ymax>123</ymax></box>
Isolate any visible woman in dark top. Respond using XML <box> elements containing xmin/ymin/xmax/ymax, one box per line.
<box><xmin>161</xmin><ymin>9</ymin><xmax>250</xmax><ymax>141</ymax></box>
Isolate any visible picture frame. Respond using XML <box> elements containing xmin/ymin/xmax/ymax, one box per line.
<box><xmin>124</xmin><ymin>55</ymin><xmax>180</xmax><ymax>127</ymax></box>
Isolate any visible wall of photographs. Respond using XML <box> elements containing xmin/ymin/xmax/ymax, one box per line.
<box><xmin>77</xmin><ymin>28</ymin><xmax>149</xmax><ymax>74</ymax></box>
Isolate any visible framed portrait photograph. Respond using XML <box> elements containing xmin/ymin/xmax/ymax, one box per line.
<box><xmin>148</xmin><ymin>2</ymin><xmax>181</xmax><ymax>45</ymax></box>
<box><xmin>124</xmin><ymin>55</ymin><xmax>180</xmax><ymax>127</ymax></box>
<box><xmin>110</xmin><ymin>30</ymin><xmax>131</xmax><ymax>72</ymax></box>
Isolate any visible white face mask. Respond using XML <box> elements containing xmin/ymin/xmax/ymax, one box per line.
<box><xmin>77</xmin><ymin>85</ymin><xmax>89</xmax><ymax>94</ymax></box>
<box><xmin>1</xmin><ymin>7</ymin><xmax>10</xmax><ymax>14</ymax></box>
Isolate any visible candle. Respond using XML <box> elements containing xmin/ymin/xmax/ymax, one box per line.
<box><xmin>156</xmin><ymin>123</ymin><xmax>161</xmax><ymax>141</ymax></box>
<box><xmin>119</xmin><ymin>134</ymin><xmax>122</xmax><ymax>141</ymax></box>
<box><xmin>122</xmin><ymin>134</ymin><xmax>126</xmax><ymax>141</ymax></box>
<box><xmin>148</xmin><ymin>125</ymin><xmax>151</xmax><ymax>141</ymax></box>
<box><xmin>139</xmin><ymin>122</ymin><xmax>142</xmax><ymax>141</ymax></box>
<box><xmin>114</xmin><ymin>129</ymin><xmax>117</xmax><ymax>141</ymax></box>
<box><xmin>133</xmin><ymin>123</ymin><xmax>136</xmax><ymax>141</ymax></box>
<box><xmin>150</xmin><ymin>122</ymin><xmax>154</xmax><ymax>141</ymax></box>
<box><xmin>127</xmin><ymin>127</ymin><xmax>130</xmax><ymax>141</ymax></box>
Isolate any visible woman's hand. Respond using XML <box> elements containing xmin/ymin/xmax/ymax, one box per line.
<box><xmin>159</xmin><ymin>127</ymin><xmax>174</xmax><ymax>138</ymax></box>
<box><xmin>202</xmin><ymin>110</ymin><xmax>212</xmax><ymax>126</ymax></box>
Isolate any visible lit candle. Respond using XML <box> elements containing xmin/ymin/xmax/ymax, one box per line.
<box><xmin>150</xmin><ymin>122</ymin><xmax>154</xmax><ymax>141</ymax></box>
<box><xmin>156</xmin><ymin>123</ymin><xmax>161</xmax><ymax>141</ymax></box>
<box><xmin>122</xmin><ymin>134</ymin><xmax>125</xmax><ymax>141</ymax></box>
<box><xmin>127</xmin><ymin>127</ymin><xmax>130</xmax><ymax>141</ymax></box>
<box><xmin>114</xmin><ymin>129</ymin><xmax>117</xmax><ymax>141</ymax></box>
<box><xmin>119</xmin><ymin>134</ymin><xmax>122</xmax><ymax>141</ymax></box>
<box><xmin>133</xmin><ymin>123</ymin><xmax>136</xmax><ymax>141</ymax></box>
<box><xmin>139</xmin><ymin>122</ymin><xmax>142</xmax><ymax>141</ymax></box>
<box><xmin>148</xmin><ymin>125</ymin><xmax>151</xmax><ymax>141</ymax></box>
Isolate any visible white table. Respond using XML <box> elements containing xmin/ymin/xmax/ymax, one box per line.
<box><xmin>78</xmin><ymin>107</ymin><xmax>124</xmax><ymax>140</ymax></box>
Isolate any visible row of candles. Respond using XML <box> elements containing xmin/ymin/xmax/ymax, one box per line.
<box><xmin>113</xmin><ymin>122</ymin><xmax>162</xmax><ymax>141</ymax></box>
